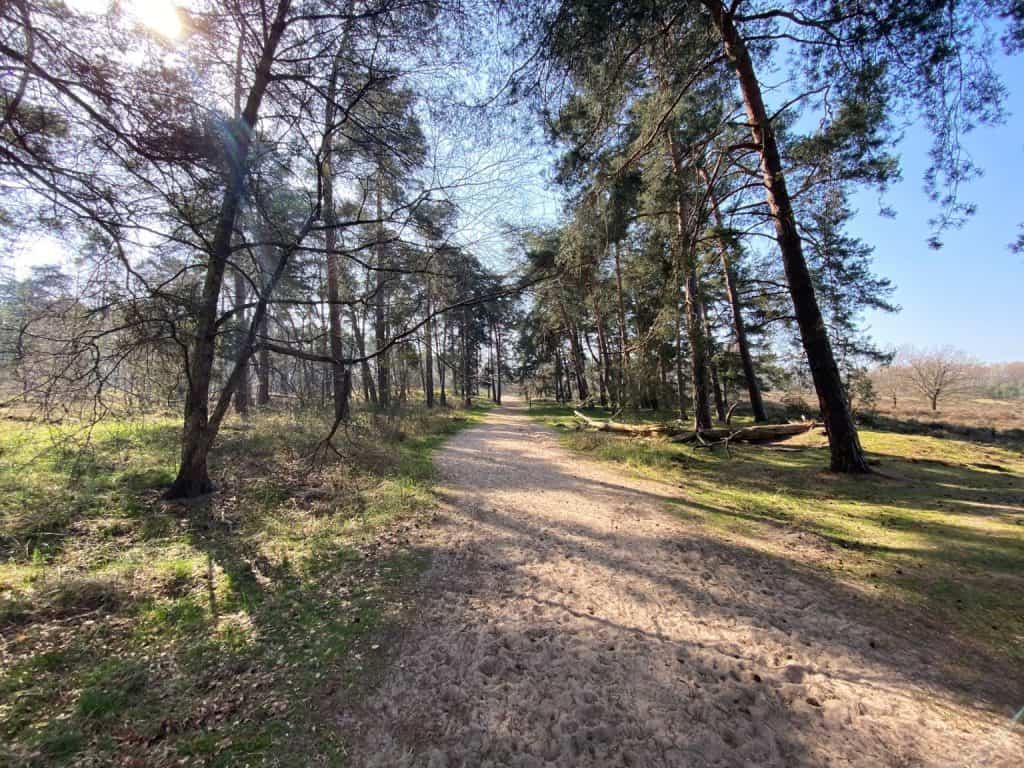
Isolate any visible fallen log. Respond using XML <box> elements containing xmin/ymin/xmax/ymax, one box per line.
<box><xmin>573</xmin><ymin>410</ymin><xmax>670</xmax><ymax>435</ymax></box>
<box><xmin>671</xmin><ymin>421</ymin><xmax>821</xmax><ymax>445</ymax></box>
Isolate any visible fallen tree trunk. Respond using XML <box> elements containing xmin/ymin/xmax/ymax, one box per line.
<box><xmin>573</xmin><ymin>410</ymin><xmax>670</xmax><ymax>435</ymax></box>
<box><xmin>671</xmin><ymin>422</ymin><xmax>821</xmax><ymax>445</ymax></box>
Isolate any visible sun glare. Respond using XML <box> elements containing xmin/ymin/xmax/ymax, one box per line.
<box><xmin>133</xmin><ymin>0</ymin><xmax>182</xmax><ymax>39</ymax></box>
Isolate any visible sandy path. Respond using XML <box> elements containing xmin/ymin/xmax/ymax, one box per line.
<box><xmin>350</xmin><ymin>401</ymin><xmax>1022</xmax><ymax>767</ymax></box>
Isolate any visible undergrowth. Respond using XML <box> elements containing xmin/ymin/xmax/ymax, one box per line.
<box><xmin>0</xmin><ymin>402</ymin><xmax>489</xmax><ymax>766</ymax></box>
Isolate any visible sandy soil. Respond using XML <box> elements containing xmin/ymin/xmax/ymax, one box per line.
<box><xmin>347</xmin><ymin>400</ymin><xmax>1023</xmax><ymax>767</ymax></box>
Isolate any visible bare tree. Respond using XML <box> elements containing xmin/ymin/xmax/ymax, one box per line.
<box><xmin>901</xmin><ymin>346</ymin><xmax>976</xmax><ymax>411</ymax></box>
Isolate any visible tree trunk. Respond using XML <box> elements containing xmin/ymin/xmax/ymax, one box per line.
<box><xmin>167</xmin><ymin>0</ymin><xmax>291</xmax><ymax>499</ymax></box>
<box><xmin>438</xmin><ymin>314</ymin><xmax>448</xmax><ymax>406</ymax></box>
<box><xmin>232</xmin><ymin>269</ymin><xmax>250</xmax><ymax>415</ymax></box>
<box><xmin>424</xmin><ymin>279</ymin><xmax>435</xmax><ymax>408</ymax></box>
<box><xmin>592</xmin><ymin>295</ymin><xmax>613</xmax><ymax>408</ymax></box>
<box><xmin>665</xmin><ymin>131</ymin><xmax>712</xmax><ymax>431</ymax></box>
<box><xmin>257</xmin><ymin>309</ymin><xmax>270</xmax><ymax>405</ymax></box>
<box><xmin>699</xmin><ymin>167</ymin><xmax>767</xmax><ymax>422</ymax></box>
<box><xmin>349</xmin><ymin>306</ymin><xmax>377</xmax><ymax>406</ymax></box>
<box><xmin>585</xmin><ymin>331</ymin><xmax>608</xmax><ymax>407</ymax></box>
<box><xmin>612</xmin><ymin>243</ymin><xmax>630</xmax><ymax>408</ymax></box>
<box><xmin>231</xmin><ymin>30</ymin><xmax>250</xmax><ymax>419</ymax></box>
<box><xmin>706</xmin><ymin>0</ymin><xmax>869</xmax><ymax>472</ymax></box>
<box><xmin>675</xmin><ymin>301</ymin><xmax>688</xmax><ymax>420</ymax></box>
<box><xmin>323</xmin><ymin>48</ymin><xmax>350</xmax><ymax>422</ymax></box>
<box><xmin>462</xmin><ymin>308</ymin><xmax>472</xmax><ymax>407</ymax></box>
<box><xmin>701</xmin><ymin>301</ymin><xmax>726</xmax><ymax>423</ymax></box>
<box><xmin>495</xmin><ymin>323</ymin><xmax>502</xmax><ymax>404</ymax></box>
<box><xmin>375</xmin><ymin>162</ymin><xmax>389</xmax><ymax>409</ymax></box>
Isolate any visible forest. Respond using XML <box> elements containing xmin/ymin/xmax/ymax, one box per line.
<box><xmin>1</xmin><ymin>1</ymin><xmax>1023</xmax><ymax>766</ymax></box>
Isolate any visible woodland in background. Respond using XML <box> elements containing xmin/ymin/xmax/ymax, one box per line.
<box><xmin>1</xmin><ymin>0</ymin><xmax>1022</xmax><ymax>495</ymax></box>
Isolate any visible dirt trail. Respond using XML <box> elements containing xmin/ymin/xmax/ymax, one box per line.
<box><xmin>350</xmin><ymin>401</ymin><xmax>1022</xmax><ymax>767</ymax></box>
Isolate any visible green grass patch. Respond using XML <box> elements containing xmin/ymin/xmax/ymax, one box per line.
<box><xmin>0</xmin><ymin>402</ymin><xmax>485</xmax><ymax>766</ymax></box>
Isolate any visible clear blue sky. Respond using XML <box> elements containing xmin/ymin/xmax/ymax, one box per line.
<box><xmin>850</xmin><ymin>52</ymin><xmax>1024</xmax><ymax>363</ymax></box>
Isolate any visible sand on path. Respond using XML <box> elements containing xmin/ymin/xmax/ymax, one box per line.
<box><xmin>350</xmin><ymin>400</ymin><xmax>1022</xmax><ymax>767</ymax></box>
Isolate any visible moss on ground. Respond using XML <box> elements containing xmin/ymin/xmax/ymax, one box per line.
<box><xmin>0</xmin><ymin>402</ymin><xmax>490</xmax><ymax>766</ymax></box>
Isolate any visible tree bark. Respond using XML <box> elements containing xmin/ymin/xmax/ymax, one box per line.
<box><xmin>705</xmin><ymin>0</ymin><xmax>869</xmax><ymax>472</ymax></box>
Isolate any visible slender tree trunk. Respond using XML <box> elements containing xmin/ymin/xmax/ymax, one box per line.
<box><xmin>375</xmin><ymin>162</ymin><xmax>389</xmax><ymax>409</ymax></box>
<box><xmin>698</xmin><ymin>168</ymin><xmax>768</xmax><ymax>422</ymax></box>
<box><xmin>423</xmin><ymin>278</ymin><xmax>435</xmax><ymax>408</ymax></box>
<box><xmin>257</xmin><ymin>308</ymin><xmax>270</xmax><ymax>405</ymax></box>
<box><xmin>231</xmin><ymin>32</ymin><xmax>250</xmax><ymax>418</ymax></box>
<box><xmin>675</xmin><ymin>301</ymin><xmax>688</xmax><ymax>420</ymax></box>
<box><xmin>701</xmin><ymin>301</ymin><xmax>726</xmax><ymax>422</ymax></box>
<box><xmin>322</xmin><ymin>48</ymin><xmax>351</xmax><ymax>422</ymax></box>
<box><xmin>495</xmin><ymin>323</ymin><xmax>502</xmax><ymax>404</ymax></box>
<box><xmin>232</xmin><ymin>270</ymin><xmax>250</xmax><ymax>415</ymax></box>
<box><xmin>167</xmin><ymin>1</ymin><xmax>291</xmax><ymax>499</ymax></box>
<box><xmin>438</xmin><ymin>314</ymin><xmax>447</xmax><ymax>406</ymax></box>
<box><xmin>349</xmin><ymin>306</ymin><xmax>377</xmax><ymax>405</ymax></box>
<box><xmin>612</xmin><ymin>243</ymin><xmax>630</xmax><ymax>408</ymax></box>
<box><xmin>585</xmin><ymin>330</ymin><xmax>608</xmax><ymax>407</ymax></box>
<box><xmin>665</xmin><ymin>131</ymin><xmax>712</xmax><ymax>431</ymax></box>
<box><xmin>462</xmin><ymin>308</ymin><xmax>471</xmax><ymax>407</ymax></box>
<box><xmin>706</xmin><ymin>0</ymin><xmax>868</xmax><ymax>471</ymax></box>
<box><xmin>592</xmin><ymin>295</ymin><xmax>613</xmax><ymax>408</ymax></box>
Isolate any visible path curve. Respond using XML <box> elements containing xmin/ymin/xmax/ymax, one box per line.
<box><xmin>351</xmin><ymin>401</ymin><xmax>1022</xmax><ymax>767</ymax></box>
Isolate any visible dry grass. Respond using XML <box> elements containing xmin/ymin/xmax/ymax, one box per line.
<box><xmin>871</xmin><ymin>394</ymin><xmax>1024</xmax><ymax>436</ymax></box>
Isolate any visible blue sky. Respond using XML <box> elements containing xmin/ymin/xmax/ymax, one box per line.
<box><xmin>848</xmin><ymin>52</ymin><xmax>1024</xmax><ymax>363</ymax></box>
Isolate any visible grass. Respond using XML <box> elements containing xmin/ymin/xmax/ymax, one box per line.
<box><xmin>530</xmin><ymin>402</ymin><xmax>1024</xmax><ymax>690</ymax></box>
<box><xmin>0</xmin><ymin>401</ymin><xmax>490</xmax><ymax>767</ymax></box>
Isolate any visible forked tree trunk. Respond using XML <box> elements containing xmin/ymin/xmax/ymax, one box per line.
<box><xmin>167</xmin><ymin>1</ymin><xmax>292</xmax><ymax>499</ymax></box>
<box><xmin>706</xmin><ymin>0</ymin><xmax>869</xmax><ymax>472</ymax></box>
<box><xmin>592</xmin><ymin>295</ymin><xmax>614</xmax><ymax>408</ymax></box>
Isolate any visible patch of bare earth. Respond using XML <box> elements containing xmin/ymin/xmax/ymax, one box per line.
<box><xmin>345</xmin><ymin>400</ymin><xmax>1023</xmax><ymax>767</ymax></box>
